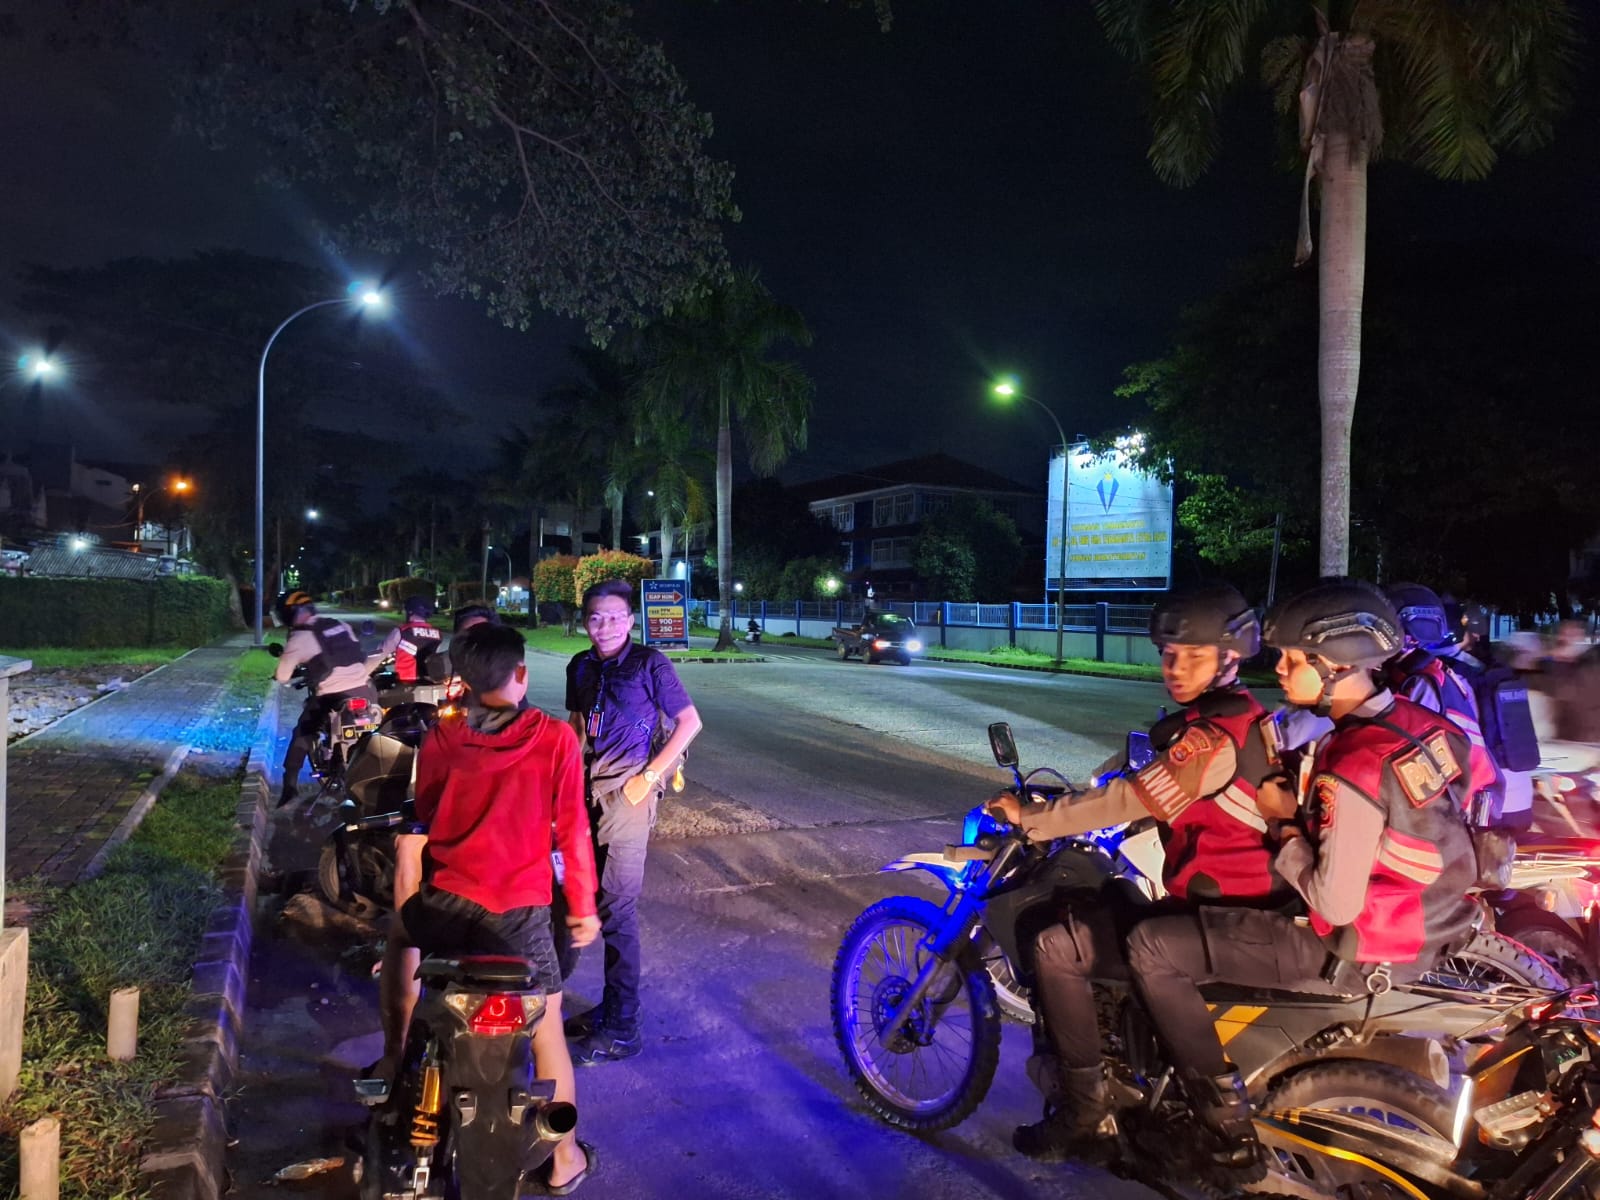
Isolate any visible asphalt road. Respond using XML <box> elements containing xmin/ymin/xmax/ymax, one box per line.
<box><xmin>226</xmin><ymin>643</ymin><xmax>1173</xmax><ymax>1199</ymax></box>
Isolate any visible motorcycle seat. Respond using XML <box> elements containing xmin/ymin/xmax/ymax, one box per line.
<box><xmin>417</xmin><ymin>954</ymin><xmax>540</xmax><ymax>990</ymax></box>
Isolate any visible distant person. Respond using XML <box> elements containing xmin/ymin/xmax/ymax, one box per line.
<box><xmin>403</xmin><ymin>622</ymin><xmax>601</xmax><ymax>1194</ymax></box>
<box><xmin>273</xmin><ymin>591</ymin><xmax>378</xmax><ymax>808</ymax></box>
<box><xmin>564</xmin><ymin>579</ymin><xmax>702</xmax><ymax>1064</ymax></box>
<box><xmin>1533</xmin><ymin>618</ymin><xmax>1600</xmax><ymax>767</ymax></box>
<box><xmin>373</xmin><ymin>596</ymin><xmax>444</xmax><ymax>682</ymax></box>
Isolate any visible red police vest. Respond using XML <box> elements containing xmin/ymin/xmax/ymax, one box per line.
<box><xmin>1307</xmin><ymin>695</ymin><xmax>1479</xmax><ymax>964</ymax></box>
<box><xmin>1135</xmin><ymin>687</ymin><xmax>1285</xmax><ymax>903</ymax></box>
<box><xmin>395</xmin><ymin>619</ymin><xmax>443</xmax><ymax>683</ymax></box>
<box><xmin>1385</xmin><ymin>650</ymin><xmax>1502</xmax><ymax>814</ymax></box>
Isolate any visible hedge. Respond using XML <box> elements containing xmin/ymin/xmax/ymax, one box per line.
<box><xmin>378</xmin><ymin>576</ymin><xmax>438</xmax><ymax>606</ymax></box>
<box><xmin>572</xmin><ymin>551</ymin><xmax>653</xmax><ymax>605</ymax></box>
<box><xmin>0</xmin><ymin>576</ymin><xmax>236</xmax><ymax>648</ymax></box>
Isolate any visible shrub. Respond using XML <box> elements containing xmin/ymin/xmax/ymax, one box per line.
<box><xmin>532</xmin><ymin>556</ymin><xmax>580</xmax><ymax>606</ymax></box>
<box><xmin>378</xmin><ymin>576</ymin><xmax>437</xmax><ymax>607</ymax></box>
<box><xmin>572</xmin><ymin>550</ymin><xmax>653</xmax><ymax>606</ymax></box>
<box><xmin>0</xmin><ymin>576</ymin><xmax>234</xmax><ymax>647</ymax></box>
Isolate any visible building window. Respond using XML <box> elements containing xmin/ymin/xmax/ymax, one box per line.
<box><xmin>832</xmin><ymin>503</ymin><xmax>854</xmax><ymax>532</ymax></box>
<box><xmin>871</xmin><ymin>537</ymin><xmax>913</xmax><ymax>567</ymax></box>
<box><xmin>840</xmin><ymin>541</ymin><xmax>854</xmax><ymax>571</ymax></box>
<box><xmin>921</xmin><ymin>492</ymin><xmax>951</xmax><ymax>518</ymax></box>
<box><xmin>873</xmin><ymin>491</ymin><xmax>915</xmax><ymax>528</ymax></box>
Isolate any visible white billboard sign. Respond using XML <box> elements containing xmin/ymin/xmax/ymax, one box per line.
<box><xmin>1045</xmin><ymin>440</ymin><xmax>1173</xmax><ymax>591</ymax></box>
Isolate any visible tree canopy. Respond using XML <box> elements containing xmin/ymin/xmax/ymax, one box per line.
<box><xmin>1109</xmin><ymin>239</ymin><xmax>1600</xmax><ymax>612</ymax></box>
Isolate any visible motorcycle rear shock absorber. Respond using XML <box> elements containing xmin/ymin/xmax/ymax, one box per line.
<box><xmin>410</xmin><ymin>1061</ymin><xmax>442</xmax><ymax>1148</ymax></box>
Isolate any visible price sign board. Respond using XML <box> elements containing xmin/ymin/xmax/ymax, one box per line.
<box><xmin>641</xmin><ymin>579</ymin><xmax>688</xmax><ymax>647</ymax></box>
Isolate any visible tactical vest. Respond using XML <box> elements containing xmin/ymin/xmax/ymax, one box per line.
<box><xmin>394</xmin><ymin>619</ymin><xmax>443</xmax><ymax>682</ymax></box>
<box><xmin>1307</xmin><ymin>695</ymin><xmax>1479</xmax><ymax>965</ymax></box>
<box><xmin>305</xmin><ymin>616</ymin><xmax>367</xmax><ymax>692</ymax></box>
<box><xmin>1385</xmin><ymin>649</ymin><xmax>1502</xmax><ymax>814</ymax></box>
<box><xmin>1147</xmin><ymin>687</ymin><xmax>1285</xmax><ymax>903</ymax></box>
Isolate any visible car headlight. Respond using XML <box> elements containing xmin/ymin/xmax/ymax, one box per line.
<box><xmin>905</xmin><ymin>640</ymin><xmax>922</xmax><ymax>652</ymax></box>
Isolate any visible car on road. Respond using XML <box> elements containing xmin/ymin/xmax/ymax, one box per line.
<box><xmin>831</xmin><ymin>611</ymin><xmax>923</xmax><ymax>665</ymax></box>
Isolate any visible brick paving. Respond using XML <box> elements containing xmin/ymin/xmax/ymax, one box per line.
<box><xmin>4</xmin><ymin>636</ymin><xmax>252</xmax><ymax>887</ymax></box>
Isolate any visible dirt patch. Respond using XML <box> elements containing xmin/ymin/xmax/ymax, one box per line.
<box><xmin>6</xmin><ymin>663</ymin><xmax>161</xmax><ymax>742</ymax></box>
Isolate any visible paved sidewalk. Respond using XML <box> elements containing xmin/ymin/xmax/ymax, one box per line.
<box><xmin>4</xmin><ymin>635</ymin><xmax>252</xmax><ymax>888</ymax></box>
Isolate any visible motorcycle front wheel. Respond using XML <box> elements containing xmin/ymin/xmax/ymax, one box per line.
<box><xmin>1260</xmin><ymin>1061</ymin><xmax>1457</xmax><ymax>1198</ymax></box>
<box><xmin>317</xmin><ymin>836</ymin><xmax>390</xmax><ymax>921</ymax></box>
<box><xmin>830</xmin><ymin>896</ymin><xmax>1001</xmax><ymax>1132</ymax></box>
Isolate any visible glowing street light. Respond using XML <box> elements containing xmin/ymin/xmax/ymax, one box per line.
<box><xmin>306</xmin><ymin>508</ymin><xmax>320</xmax><ymax>521</ymax></box>
<box><xmin>254</xmin><ymin>282</ymin><xmax>388</xmax><ymax>644</ymax></box>
<box><xmin>992</xmin><ymin>374</ymin><xmax>1071</xmax><ymax>665</ymax></box>
<box><xmin>17</xmin><ymin>353</ymin><xmax>60</xmax><ymax>381</ymax></box>
<box><xmin>823</xmin><ymin>576</ymin><xmax>839</xmax><ymax>595</ymax></box>
<box><xmin>172</xmin><ymin>477</ymin><xmax>193</xmax><ymax>494</ymax></box>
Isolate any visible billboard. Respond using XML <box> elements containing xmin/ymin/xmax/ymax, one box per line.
<box><xmin>1045</xmin><ymin>439</ymin><xmax>1173</xmax><ymax>591</ymax></box>
<box><xmin>641</xmin><ymin>579</ymin><xmax>689</xmax><ymax>647</ymax></box>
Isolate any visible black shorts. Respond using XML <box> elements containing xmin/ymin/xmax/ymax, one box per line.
<box><xmin>400</xmin><ymin>886</ymin><xmax>563</xmax><ymax>995</ymax></box>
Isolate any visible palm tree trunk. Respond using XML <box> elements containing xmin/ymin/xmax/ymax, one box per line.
<box><xmin>1316</xmin><ymin>130</ymin><xmax>1369</xmax><ymax>577</ymax></box>
<box><xmin>611</xmin><ymin>492</ymin><xmax>623</xmax><ymax>551</ymax></box>
<box><xmin>715</xmin><ymin>390</ymin><xmax>735</xmax><ymax>650</ymax></box>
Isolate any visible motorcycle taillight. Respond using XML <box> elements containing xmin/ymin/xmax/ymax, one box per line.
<box><xmin>347</xmin><ymin>697</ymin><xmax>370</xmax><ymax>713</ymax></box>
<box><xmin>467</xmin><ymin>993</ymin><xmax>525</xmax><ymax>1036</ymax></box>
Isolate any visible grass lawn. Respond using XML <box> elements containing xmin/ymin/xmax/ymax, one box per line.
<box><xmin>0</xmin><ymin>771</ymin><xmax>239</xmax><ymax>1199</ymax></box>
<box><xmin>0</xmin><ymin>647</ymin><xmax>186</xmax><ymax>670</ymax></box>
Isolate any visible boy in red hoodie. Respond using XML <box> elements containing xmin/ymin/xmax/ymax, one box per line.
<box><xmin>403</xmin><ymin>621</ymin><xmax>602</xmax><ymax>1195</ymax></box>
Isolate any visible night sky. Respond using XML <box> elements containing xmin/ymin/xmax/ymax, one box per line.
<box><xmin>1</xmin><ymin>1</ymin><xmax>1595</xmax><ymax>492</ymax></box>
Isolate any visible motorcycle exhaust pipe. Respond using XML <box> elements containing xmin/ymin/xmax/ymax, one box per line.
<box><xmin>529</xmin><ymin>1100</ymin><xmax>578</xmax><ymax>1143</ymax></box>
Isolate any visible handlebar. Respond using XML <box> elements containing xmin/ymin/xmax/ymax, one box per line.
<box><xmin>343</xmin><ymin>809</ymin><xmax>427</xmax><ymax>835</ymax></box>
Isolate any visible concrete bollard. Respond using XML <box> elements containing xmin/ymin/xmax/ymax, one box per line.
<box><xmin>19</xmin><ymin>1115</ymin><xmax>60</xmax><ymax>1200</ymax></box>
<box><xmin>107</xmin><ymin>986</ymin><xmax>140</xmax><ymax>1061</ymax></box>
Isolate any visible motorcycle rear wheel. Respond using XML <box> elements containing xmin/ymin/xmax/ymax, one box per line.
<box><xmin>831</xmin><ymin>896</ymin><xmax>1001</xmax><ymax>1132</ymax></box>
<box><xmin>1421</xmin><ymin>929</ymin><xmax>1566</xmax><ymax>993</ymax></box>
<box><xmin>1490</xmin><ymin>911</ymin><xmax>1596</xmax><ymax>989</ymax></box>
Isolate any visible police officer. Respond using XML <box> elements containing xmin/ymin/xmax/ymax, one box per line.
<box><xmin>1117</xmin><ymin>581</ymin><xmax>1479</xmax><ymax>1171</ymax></box>
<box><xmin>1383</xmin><ymin>582</ymin><xmax>1503</xmax><ymax>822</ymax></box>
<box><xmin>274</xmin><ymin>590</ymin><xmax>379</xmax><ymax>807</ymax></box>
<box><xmin>988</xmin><ymin>584</ymin><xmax>1289</xmax><ymax>1162</ymax></box>
<box><xmin>376</xmin><ymin>595</ymin><xmax>445</xmax><ymax>684</ymax></box>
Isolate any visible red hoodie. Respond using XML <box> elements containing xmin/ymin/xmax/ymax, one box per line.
<box><xmin>414</xmin><ymin>705</ymin><xmax>598</xmax><ymax>918</ymax></box>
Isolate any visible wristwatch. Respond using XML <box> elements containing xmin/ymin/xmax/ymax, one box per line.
<box><xmin>643</xmin><ymin>768</ymin><xmax>660</xmax><ymax>786</ymax></box>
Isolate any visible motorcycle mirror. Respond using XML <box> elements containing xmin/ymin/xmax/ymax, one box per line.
<box><xmin>1126</xmin><ymin>730</ymin><xmax>1156</xmax><ymax>773</ymax></box>
<box><xmin>361</xmin><ymin>620</ymin><xmax>376</xmax><ymax>636</ymax></box>
<box><xmin>988</xmin><ymin>722</ymin><xmax>1019</xmax><ymax>768</ymax></box>
<box><xmin>264</xmin><ymin>642</ymin><xmax>284</xmax><ymax>658</ymax></box>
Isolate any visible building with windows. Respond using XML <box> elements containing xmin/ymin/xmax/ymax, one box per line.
<box><xmin>792</xmin><ymin>453</ymin><xmax>1043</xmax><ymax>599</ymax></box>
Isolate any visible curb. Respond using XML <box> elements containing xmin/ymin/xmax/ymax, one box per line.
<box><xmin>141</xmin><ymin>683</ymin><xmax>280</xmax><ymax>1200</ymax></box>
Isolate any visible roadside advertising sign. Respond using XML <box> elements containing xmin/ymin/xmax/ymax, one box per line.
<box><xmin>641</xmin><ymin>578</ymin><xmax>689</xmax><ymax>647</ymax></box>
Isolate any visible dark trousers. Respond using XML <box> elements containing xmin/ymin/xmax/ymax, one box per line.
<box><xmin>1031</xmin><ymin>901</ymin><xmax>1133</xmax><ymax>1071</ymax></box>
<box><xmin>1124</xmin><ymin>908</ymin><xmax>1336</xmax><ymax>1077</ymax></box>
<box><xmin>583</xmin><ymin>784</ymin><xmax>658</xmax><ymax>1031</ymax></box>
<box><xmin>282</xmin><ymin>685</ymin><xmax>378</xmax><ymax>787</ymax></box>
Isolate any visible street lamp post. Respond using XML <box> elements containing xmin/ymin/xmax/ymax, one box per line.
<box><xmin>993</xmin><ymin>377</ymin><xmax>1071</xmax><ymax>665</ymax></box>
<box><xmin>255</xmin><ymin>286</ymin><xmax>385</xmax><ymax>645</ymax></box>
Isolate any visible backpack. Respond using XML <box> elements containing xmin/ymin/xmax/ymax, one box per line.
<box><xmin>1450</xmin><ymin>656</ymin><xmax>1541</xmax><ymax>773</ymax></box>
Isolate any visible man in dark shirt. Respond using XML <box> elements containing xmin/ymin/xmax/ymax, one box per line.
<box><xmin>564</xmin><ymin>579</ymin><xmax>701</xmax><ymax>1064</ymax></box>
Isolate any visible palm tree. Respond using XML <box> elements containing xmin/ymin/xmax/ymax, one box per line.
<box><xmin>638</xmin><ymin>268</ymin><xmax>813</xmax><ymax>649</ymax></box>
<box><xmin>1095</xmin><ymin>0</ymin><xmax>1580</xmax><ymax>575</ymax></box>
<box><xmin>639</xmin><ymin>406</ymin><xmax>714</xmax><ymax>576</ymax></box>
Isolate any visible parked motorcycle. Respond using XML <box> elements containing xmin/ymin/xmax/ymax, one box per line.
<box><xmin>345</xmin><ymin>818</ymin><xmax>575</xmax><ymax>1200</ymax></box>
<box><xmin>1488</xmin><ymin>836</ymin><xmax>1600</xmax><ymax>988</ymax></box>
<box><xmin>317</xmin><ymin>702</ymin><xmax>444</xmax><ymax>918</ymax></box>
<box><xmin>831</xmin><ymin>722</ymin><xmax>1563</xmax><ymax>1197</ymax></box>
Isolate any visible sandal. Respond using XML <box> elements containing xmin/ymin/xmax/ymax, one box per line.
<box><xmin>543</xmin><ymin>1140</ymin><xmax>597</xmax><ymax>1197</ymax></box>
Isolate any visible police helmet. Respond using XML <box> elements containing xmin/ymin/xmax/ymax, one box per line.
<box><xmin>403</xmin><ymin>595</ymin><xmax>435</xmax><ymax>620</ymax></box>
<box><xmin>274</xmin><ymin>589</ymin><xmax>315</xmax><ymax>625</ymax></box>
<box><xmin>1444</xmin><ymin>599</ymin><xmax>1490</xmax><ymax>642</ymax></box>
<box><xmin>1384</xmin><ymin>582</ymin><xmax>1451</xmax><ymax>649</ymax></box>
<box><xmin>1149</xmin><ymin>584</ymin><xmax>1261</xmax><ymax>658</ymax></box>
<box><xmin>1263</xmin><ymin>580</ymin><xmax>1404</xmax><ymax>670</ymax></box>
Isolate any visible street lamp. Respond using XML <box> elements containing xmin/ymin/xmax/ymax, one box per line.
<box><xmin>488</xmin><ymin>545</ymin><xmax>513</xmax><ymax>587</ymax></box>
<box><xmin>306</xmin><ymin>508</ymin><xmax>320</xmax><ymax>521</ymax></box>
<box><xmin>993</xmin><ymin>375</ymin><xmax>1071</xmax><ymax>665</ymax></box>
<box><xmin>254</xmin><ymin>283</ymin><xmax>387</xmax><ymax>645</ymax></box>
<box><xmin>16</xmin><ymin>353</ymin><xmax>59</xmax><ymax>382</ymax></box>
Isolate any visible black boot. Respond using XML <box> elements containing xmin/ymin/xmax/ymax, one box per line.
<box><xmin>1186</xmin><ymin>1067</ymin><xmax>1265</xmax><ymax>1178</ymax></box>
<box><xmin>1013</xmin><ymin>1064</ymin><xmax>1117</xmax><ymax>1161</ymax></box>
